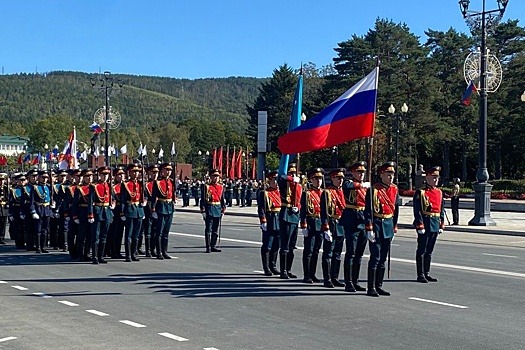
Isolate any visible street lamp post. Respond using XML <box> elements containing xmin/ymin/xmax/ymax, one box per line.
<box><xmin>459</xmin><ymin>0</ymin><xmax>509</xmax><ymax>226</ymax></box>
<box><xmin>43</xmin><ymin>144</ymin><xmax>49</xmax><ymax>171</ymax></box>
<box><xmin>388</xmin><ymin>103</ymin><xmax>408</xmax><ymax>184</ymax></box>
<box><xmin>91</xmin><ymin>71</ymin><xmax>123</xmax><ymax>166</ymax></box>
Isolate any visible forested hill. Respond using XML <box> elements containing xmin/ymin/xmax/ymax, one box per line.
<box><xmin>0</xmin><ymin>71</ymin><xmax>266</xmax><ymax>137</ymax></box>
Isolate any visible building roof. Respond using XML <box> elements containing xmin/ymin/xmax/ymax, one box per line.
<box><xmin>0</xmin><ymin>135</ymin><xmax>30</xmax><ymax>145</ymax></box>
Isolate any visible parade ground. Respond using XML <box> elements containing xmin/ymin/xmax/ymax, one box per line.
<box><xmin>1</xmin><ymin>199</ymin><xmax>524</xmax><ymax>350</ymax></box>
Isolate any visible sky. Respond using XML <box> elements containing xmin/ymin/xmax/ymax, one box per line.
<box><xmin>0</xmin><ymin>0</ymin><xmax>523</xmax><ymax>79</ymax></box>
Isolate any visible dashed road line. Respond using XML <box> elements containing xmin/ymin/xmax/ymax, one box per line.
<box><xmin>203</xmin><ymin>347</ymin><xmax>220</xmax><ymax>350</ymax></box>
<box><xmin>58</xmin><ymin>300</ymin><xmax>79</xmax><ymax>307</ymax></box>
<box><xmin>482</xmin><ymin>253</ymin><xmax>518</xmax><ymax>259</ymax></box>
<box><xmin>33</xmin><ymin>292</ymin><xmax>52</xmax><ymax>298</ymax></box>
<box><xmin>86</xmin><ymin>309</ymin><xmax>109</xmax><ymax>316</ymax></box>
<box><xmin>409</xmin><ymin>297</ymin><xmax>468</xmax><ymax>309</ymax></box>
<box><xmin>253</xmin><ymin>270</ymin><xmax>265</xmax><ymax>274</ymax></box>
<box><xmin>0</xmin><ymin>280</ymin><xmax>7</xmax><ymax>283</ymax></box>
<box><xmin>119</xmin><ymin>320</ymin><xmax>146</xmax><ymax>328</ymax></box>
<box><xmin>0</xmin><ymin>337</ymin><xmax>17</xmax><ymax>343</ymax></box>
<box><xmin>11</xmin><ymin>285</ymin><xmax>28</xmax><ymax>291</ymax></box>
<box><xmin>158</xmin><ymin>332</ymin><xmax>189</xmax><ymax>341</ymax></box>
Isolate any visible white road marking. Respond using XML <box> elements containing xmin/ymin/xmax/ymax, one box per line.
<box><xmin>32</xmin><ymin>292</ymin><xmax>52</xmax><ymax>298</ymax></box>
<box><xmin>119</xmin><ymin>320</ymin><xmax>146</xmax><ymax>328</ymax></box>
<box><xmin>203</xmin><ymin>347</ymin><xmax>220</xmax><ymax>350</ymax></box>
<box><xmin>58</xmin><ymin>300</ymin><xmax>79</xmax><ymax>307</ymax></box>
<box><xmin>158</xmin><ymin>332</ymin><xmax>189</xmax><ymax>341</ymax></box>
<box><xmin>171</xmin><ymin>231</ymin><xmax>525</xmax><ymax>279</ymax></box>
<box><xmin>483</xmin><ymin>253</ymin><xmax>518</xmax><ymax>259</ymax></box>
<box><xmin>509</xmin><ymin>240</ymin><xmax>525</xmax><ymax>244</ymax></box>
<box><xmin>11</xmin><ymin>285</ymin><xmax>28</xmax><ymax>291</ymax></box>
<box><xmin>253</xmin><ymin>270</ymin><xmax>265</xmax><ymax>274</ymax></box>
<box><xmin>0</xmin><ymin>280</ymin><xmax>7</xmax><ymax>283</ymax></box>
<box><xmin>409</xmin><ymin>297</ymin><xmax>468</xmax><ymax>309</ymax></box>
<box><xmin>86</xmin><ymin>309</ymin><xmax>109</xmax><ymax>316</ymax></box>
<box><xmin>0</xmin><ymin>337</ymin><xmax>17</xmax><ymax>343</ymax></box>
<box><xmin>391</xmin><ymin>243</ymin><xmax>400</xmax><ymax>247</ymax></box>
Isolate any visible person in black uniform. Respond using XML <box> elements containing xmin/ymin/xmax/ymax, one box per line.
<box><xmin>29</xmin><ymin>171</ymin><xmax>53</xmax><ymax>254</ymax></box>
<box><xmin>224</xmin><ymin>178</ymin><xmax>233</xmax><ymax>207</ymax></box>
<box><xmin>24</xmin><ymin>169</ymin><xmax>38</xmax><ymax>251</ymax></box>
<box><xmin>9</xmin><ymin>174</ymin><xmax>27</xmax><ymax>249</ymax></box>
<box><xmin>240</xmin><ymin>180</ymin><xmax>247</xmax><ymax>207</ymax></box>
<box><xmin>66</xmin><ymin>169</ymin><xmax>81</xmax><ymax>260</ymax></box>
<box><xmin>245</xmin><ymin>180</ymin><xmax>254</xmax><ymax>207</ymax></box>
<box><xmin>341</xmin><ymin>161</ymin><xmax>370</xmax><ymax>292</ymax></box>
<box><xmin>451</xmin><ymin>178</ymin><xmax>460</xmax><ymax>225</ymax></box>
<box><xmin>143</xmin><ymin>164</ymin><xmax>159</xmax><ymax>257</ymax></box>
<box><xmin>72</xmin><ymin>169</ymin><xmax>94</xmax><ymax>261</ymax></box>
<box><xmin>108</xmin><ymin>167</ymin><xmax>125</xmax><ymax>259</ymax></box>
<box><xmin>180</xmin><ymin>178</ymin><xmax>190</xmax><ymax>207</ymax></box>
<box><xmin>55</xmin><ymin>170</ymin><xmax>70</xmax><ymax>252</ymax></box>
<box><xmin>0</xmin><ymin>173</ymin><xmax>8</xmax><ymax>245</ymax></box>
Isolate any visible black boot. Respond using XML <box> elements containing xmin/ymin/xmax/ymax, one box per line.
<box><xmin>376</xmin><ymin>267</ymin><xmax>391</xmax><ymax>296</ymax></box>
<box><xmin>156</xmin><ymin>237</ymin><xmax>164</xmax><ymax>260</ymax></box>
<box><xmin>424</xmin><ymin>255</ymin><xmax>437</xmax><ymax>282</ymax></box>
<box><xmin>322</xmin><ymin>260</ymin><xmax>334</xmax><ymax>288</ymax></box>
<box><xmin>92</xmin><ymin>243</ymin><xmax>99</xmax><ymax>264</ymax></box>
<box><xmin>40</xmin><ymin>233</ymin><xmax>49</xmax><ymax>253</ymax></box>
<box><xmin>416</xmin><ymin>256</ymin><xmax>428</xmax><ymax>283</ymax></box>
<box><xmin>124</xmin><ymin>241</ymin><xmax>132</xmax><ymax>262</ymax></box>
<box><xmin>269</xmin><ymin>252</ymin><xmax>280</xmax><ymax>275</ymax></box>
<box><xmin>98</xmin><ymin>243</ymin><xmax>107</xmax><ymax>264</ymax></box>
<box><xmin>309</xmin><ymin>255</ymin><xmax>320</xmax><ymax>282</ymax></box>
<box><xmin>367</xmin><ymin>268</ymin><xmax>379</xmax><ymax>297</ymax></box>
<box><xmin>279</xmin><ymin>253</ymin><xmax>289</xmax><ymax>279</ymax></box>
<box><xmin>352</xmin><ymin>263</ymin><xmax>366</xmax><ymax>291</ymax></box>
<box><xmin>131</xmin><ymin>239</ymin><xmax>140</xmax><ymax>261</ymax></box>
<box><xmin>344</xmin><ymin>263</ymin><xmax>356</xmax><ymax>292</ymax></box>
<box><xmin>161</xmin><ymin>240</ymin><xmax>172</xmax><ymax>259</ymax></box>
<box><xmin>331</xmin><ymin>259</ymin><xmax>345</xmax><ymax>287</ymax></box>
<box><xmin>137</xmin><ymin>234</ymin><xmax>144</xmax><ymax>255</ymax></box>
<box><xmin>145</xmin><ymin>237</ymin><xmax>151</xmax><ymax>257</ymax></box>
<box><xmin>205</xmin><ymin>232</ymin><xmax>211</xmax><ymax>253</ymax></box>
<box><xmin>210</xmin><ymin>232</ymin><xmax>221</xmax><ymax>252</ymax></box>
<box><xmin>302</xmin><ymin>256</ymin><xmax>313</xmax><ymax>283</ymax></box>
<box><xmin>286</xmin><ymin>251</ymin><xmax>297</xmax><ymax>278</ymax></box>
<box><xmin>261</xmin><ymin>252</ymin><xmax>272</xmax><ymax>276</ymax></box>
<box><xmin>35</xmin><ymin>233</ymin><xmax>42</xmax><ymax>253</ymax></box>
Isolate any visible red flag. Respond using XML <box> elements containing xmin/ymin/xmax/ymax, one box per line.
<box><xmin>32</xmin><ymin>154</ymin><xmax>39</xmax><ymax>165</ymax></box>
<box><xmin>0</xmin><ymin>155</ymin><xmax>7</xmax><ymax>166</ymax></box>
<box><xmin>212</xmin><ymin>148</ymin><xmax>217</xmax><ymax>169</ymax></box>
<box><xmin>225</xmin><ymin>146</ymin><xmax>230</xmax><ymax>178</ymax></box>
<box><xmin>251</xmin><ymin>157</ymin><xmax>256</xmax><ymax>179</ymax></box>
<box><xmin>17</xmin><ymin>154</ymin><xmax>23</xmax><ymax>165</ymax></box>
<box><xmin>218</xmin><ymin>147</ymin><xmax>223</xmax><ymax>175</ymax></box>
<box><xmin>229</xmin><ymin>148</ymin><xmax>236</xmax><ymax>179</ymax></box>
<box><xmin>236</xmin><ymin>148</ymin><xmax>243</xmax><ymax>179</ymax></box>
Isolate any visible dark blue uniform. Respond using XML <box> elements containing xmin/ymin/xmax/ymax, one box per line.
<box><xmin>257</xmin><ymin>183</ymin><xmax>281</xmax><ymax>275</ymax></box>
<box><xmin>29</xmin><ymin>178</ymin><xmax>52</xmax><ymax>253</ymax></box>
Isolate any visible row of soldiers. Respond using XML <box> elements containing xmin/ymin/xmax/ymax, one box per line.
<box><xmin>3</xmin><ymin>162</ymin><xmax>177</xmax><ymax>264</ymax></box>
<box><xmin>256</xmin><ymin>161</ymin><xmax>445</xmax><ymax>297</ymax></box>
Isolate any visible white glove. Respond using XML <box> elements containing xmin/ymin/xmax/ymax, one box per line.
<box><xmin>88</xmin><ymin>218</ymin><xmax>95</xmax><ymax>224</ymax></box>
<box><xmin>301</xmin><ymin>228</ymin><xmax>308</xmax><ymax>238</ymax></box>
<box><xmin>324</xmin><ymin>230</ymin><xmax>332</xmax><ymax>242</ymax></box>
<box><xmin>65</xmin><ymin>216</ymin><xmax>70</xmax><ymax>221</ymax></box>
<box><xmin>293</xmin><ymin>176</ymin><xmax>300</xmax><ymax>183</ymax></box>
<box><xmin>120</xmin><ymin>216</ymin><xmax>126</xmax><ymax>222</ymax></box>
<box><xmin>74</xmin><ymin>218</ymin><xmax>80</xmax><ymax>224</ymax></box>
<box><xmin>32</xmin><ymin>213</ymin><xmax>40</xmax><ymax>220</ymax></box>
<box><xmin>361</xmin><ymin>182</ymin><xmax>371</xmax><ymax>189</ymax></box>
<box><xmin>110</xmin><ymin>204</ymin><xmax>116</xmax><ymax>210</ymax></box>
<box><xmin>416</xmin><ymin>229</ymin><xmax>425</xmax><ymax>235</ymax></box>
<box><xmin>367</xmin><ymin>230</ymin><xmax>376</xmax><ymax>243</ymax></box>
<box><xmin>151</xmin><ymin>212</ymin><xmax>158</xmax><ymax>219</ymax></box>
<box><xmin>8</xmin><ymin>215</ymin><xmax>14</xmax><ymax>222</ymax></box>
<box><xmin>53</xmin><ymin>212</ymin><xmax>60</xmax><ymax>219</ymax></box>
<box><xmin>141</xmin><ymin>216</ymin><xmax>145</xmax><ymax>220</ymax></box>
<box><xmin>260</xmin><ymin>223</ymin><xmax>267</xmax><ymax>231</ymax></box>
<box><xmin>201</xmin><ymin>212</ymin><xmax>206</xmax><ymax>221</ymax></box>
<box><xmin>20</xmin><ymin>214</ymin><xmax>25</xmax><ymax>220</ymax></box>
<box><xmin>50</xmin><ymin>201</ymin><xmax>56</xmax><ymax>209</ymax></box>
<box><xmin>142</xmin><ymin>201</ymin><xmax>148</xmax><ymax>207</ymax></box>
<box><xmin>438</xmin><ymin>229</ymin><xmax>443</xmax><ymax>234</ymax></box>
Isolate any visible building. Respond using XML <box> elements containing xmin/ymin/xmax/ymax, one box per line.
<box><xmin>0</xmin><ymin>135</ymin><xmax>29</xmax><ymax>156</ymax></box>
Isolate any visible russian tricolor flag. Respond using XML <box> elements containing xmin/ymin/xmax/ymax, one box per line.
<box><xmin>461</xmin><ymin>81</ymin><xmax>478</xmax><ymax>106</ymax></box>
<box><xmin>278</xmin><ymin>67</ymin><xmax>378</xmax><ymax>154</ymax></box>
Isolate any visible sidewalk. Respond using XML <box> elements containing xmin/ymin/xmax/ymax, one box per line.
<box><xmin>176</xmin><ymin>198</ymin><xmax>525</xmax><ymax>237</ymax></box>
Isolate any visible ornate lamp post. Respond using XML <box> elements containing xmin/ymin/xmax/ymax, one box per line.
<box><xmin>459</xmin><ymin>0</ymin><xmax>509</xmax><ymax>226</ymax></box>
<box><xmin>91</xmin><ymin>71</ymin><xmax>123</xmax><ymax>166</ymax></box>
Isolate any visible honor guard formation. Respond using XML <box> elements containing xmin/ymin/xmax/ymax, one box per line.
<box><xmin>2</xmin><ymin>161</ymin><xmax>446</xmax><ymax>296</ymax></box>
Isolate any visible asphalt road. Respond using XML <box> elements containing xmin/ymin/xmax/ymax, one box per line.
<box><xmin>1</xmin><ymin>212</ymin><xmax>524</xmax><ymax>350</ymax></box>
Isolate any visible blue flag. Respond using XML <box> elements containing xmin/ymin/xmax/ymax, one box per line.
<box><xmin>278</xmin><ymin>72</ymin><xmax>303</xmax><ymax>176</ymax></box>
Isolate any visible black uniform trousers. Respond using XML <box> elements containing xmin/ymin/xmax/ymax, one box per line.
<box><xmin>416</xmin><ymin>231</ymin><xmax>438</xmax><ymax>274</ymax></box>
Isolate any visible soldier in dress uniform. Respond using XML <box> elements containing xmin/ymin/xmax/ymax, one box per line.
<box><xmin>257</xmin><ymin>170</ymin><xmax>281</xmax><ymax>276</ymax></box>
<box><xmin>72</xmin><ymin>168</ymin><xmax>94</xmax><ymax>261</ymax></box>
<box><xmin>90</xmin><ymin>166</ymin><xmax>114</xmax><ymax>264</ymax></box>
<box><xmin>151</xmin><ymin>162</ymin><xmax>175</xmax><ymax>259</ymax></box>
<box><xmin>29</xmin><ymin>171</ymin><xmax>53</xmax><ymax>253</ymax></box>
<box><xmin>341</xmin><ymin>161</ymin><xmax>371</xmax><ymax>292</ymax></box>
<box><xmin>9</xmin><ymin>174</ymin><xmax>27</xmax><ymax>249</ymax></box>
<box><xmin>451</xmin><ymin>178</ymin><xmax>460</xmax><ymax>225</ymax></box>
<box><xmin>278</xmin><ymin>163</ymin><xmax>302</xmax><ymax>279</ymax></box>
<box><xmin>48</xmin><ymin>171</ymin><xmax>61</xmax><ymax>249</ymax></box>
<box><xmin>200</xmin><ymin>169</ymin><xmax>226</xmax><ymax>253</ymax></box>
<box><xmin>191</xmin><ymin>179</ymin><xmax>200</xmax><ymax>207</ymax></box>
<box><xmin>121</xmin><ymin>163</ymin><xmax>145</xmax><ymax>262</ymax></box>
<box><xmin>54</xmin><ymin>170</ymin><xmax>69</xmax><ymax>252</ymax></box>
<box><xmin>109</xmin><ymin>167</ymin><xmax>125</xmax><ymax>259</ymax></box>
<box><xmin>233</xmin><ymin>179</ymin><xmax>241</xmax><ymax>206</ymax></box>
<box><xmin>365</xmin><ymin>161</ymin><xmax>399</xmax><ymax>297</ymax></box>
<box><xmin>66</xmin><ymin>169</ymin><xmax>81</xmax><ymax>260</ymax></box>
<box><xmin>299</xmin><ymin>167</ymin><xmax>324</xmax><ymax>284</ymax></box>
<box><xmin>0</xmin><ymin>173</ymin><xmax>8</xmax><ymax>245</ymax></box>
<box><xmin>240</xmin><ymin>180</ymin><xmax>247</xmax><ymax>207</ymax></box>
<box><xmin>413</xmin><ymin>166</ymin><xmax>445</xmax><ymax>283</ymax></box>
<box><xmin>224</xmin><ymin>178</ymin><xmax>233</xmax><ymax>207</ymax></box>
<box><xmin>24</xmin><ymin>169</ymin><xmax>38</xmax><ymax>251</ymax></box>
<box><xmin>180</xmin><ymin>178</ymin><xmax>190</xmax><ymax>207</ymax></box>
<box><xmin>320</xmin><ymin>168</ymin><xmax>347</xmax><ymax>288</ymax></box>
<box><xmin>142</xmin><ymin>164</ymin><xmax>159</xmax><ymax>257</ymax></box>
<box><xmin>245</xmin><ymin>180</ymin><xmax>254</xmax><ymax>207</ymax></box>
